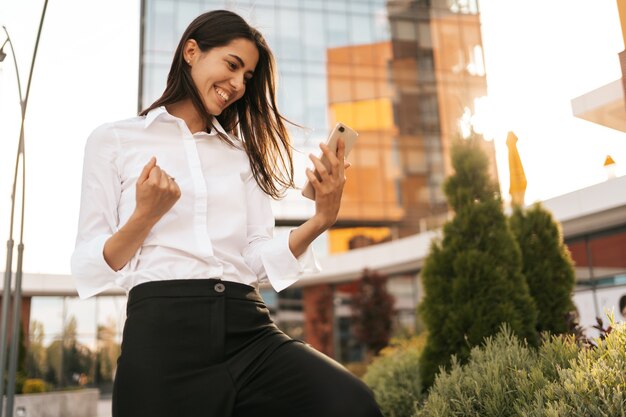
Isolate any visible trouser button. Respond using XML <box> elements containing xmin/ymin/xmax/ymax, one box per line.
<box><xmin>214</xmin><ymin>283</ymin><xmax>225</xmax><ymax>293</ymax></box>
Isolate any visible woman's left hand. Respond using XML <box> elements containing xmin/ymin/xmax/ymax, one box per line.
<box><xmin>305</xmin><ymin>137</ymin><xmax>351</xmax><ymax>230</ymax></box>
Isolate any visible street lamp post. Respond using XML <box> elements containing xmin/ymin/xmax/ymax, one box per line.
<box><xmin>0</xmin><ymin>28</ymin><xmax>25</xmax><ymax>417</ymax></box>
<box><xmin>0</xmin><ymin>2</ymin><xmax>48</xmax><ymax>417</ymax></box>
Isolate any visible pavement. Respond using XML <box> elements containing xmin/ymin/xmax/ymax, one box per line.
<box><xmin>98</xmin><ymin>396</ymin><xmax>112</xmax><ymax>417</ymax></box>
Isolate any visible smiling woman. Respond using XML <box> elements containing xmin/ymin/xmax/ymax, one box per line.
<box><xmin>179</xmin><ymin>38</ymin><xmax>258</xmax><ymax>116</ymax></box>
<box><xmin>70</xmin><ymin>9</ymin><xmax>379</xmax><ymax>417</ymax></box>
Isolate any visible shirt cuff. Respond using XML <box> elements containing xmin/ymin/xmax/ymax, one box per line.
<box><xmin>70</xmin><ymin>234</ymin><xmax>122</xmax><ymax>299</ymax></box>
<box><xmin>260</xmin><ymin>228</ymin><xmax>322</xmax><ymax>292</ymax></box>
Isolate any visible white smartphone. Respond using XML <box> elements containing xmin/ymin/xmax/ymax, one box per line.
<box><xmin>301</xmin><ymin>122</ymin><xmax>359</xmax><ymax>200</ymax></box>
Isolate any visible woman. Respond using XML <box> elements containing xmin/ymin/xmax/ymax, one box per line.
<box><xmin>71</xmin><ymin>10</ymin><xmax>383</xmax><ymax>417</ymax></box>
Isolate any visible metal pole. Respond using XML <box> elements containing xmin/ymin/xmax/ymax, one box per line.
<box><xmin>0</xmin><ymin>2</ymin><xmax>48</xmax><ymax>415</ymax></box>
<box><xmin>6</xmin><ymin>123</ymin><xmax>26</xmax><ymax>417</ymax></box>
<box><xmin>60</xmin><ymin>298</ymin><xmax>66</xmax><ymax>388</ymax></box>
<box><xmin>4</xmin><ymin>245</ymin><xmax>23</xmax><ymax>417</ymax></box>
<box><xmin>0</xmin><ymin>26</ymin><xmax>24</xmax><ymax>417</ymax></box>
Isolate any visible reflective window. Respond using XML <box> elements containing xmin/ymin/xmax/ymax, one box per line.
<box><xmin>153</xmin><ymin>0</ymin><xmax>177</xmax><ymax>53</ymax></box>
<box><xmin>349</xmin><ymin>14</ymin><xmax>373</xmax><ymax>44</ymax></box>
<box><xmin>304</xmin><ymin>75</ymin><xmax>328</xmax><ymax>130</ymax></box>
<box><xmin>277</xmin><ymin>8</ymin><xmax>302</xmax><ymax>60</ymax></box>
<box><xmin>302</xmin><ymin>0</ymin><xmax>325</xmax><ymax>10</ymax></box>
<box><xmin>326</xmin><ymin>1</ymin><xmax>348</xmax><ymax>12</ymax></box>
<box><xmin>393</xmin><ymin>20</ymin><xmax>416</xmax><ymax>41</ymax></box>
<box><xmin>250</xmin><ymin>6</ymin><xmax>276</xmax><ymax>47</ymax></box>
<box><xmin>327</xmin><ymin>13</ymin><xmax>350</xmax><ymax>47</ymax></box>
<box><xmin>176</xmin><ymin>2</ymin><xmax>202</xmax><ymax>34</ymax></box>
<box><xmin>303</xmin><ymin>10</ymin><xmax>326</xmax><ymax>61</ymax></box>
<box><xmin>30</xmin><ymin>297</ymin><xmax>64</xmax><ymax>348</ymax></box>
<box><xmin>28</xmin><ymin>295</ymin><xmax>127</xmax><ymax>391</ymax></box>
<box><xmin>280</xmin><ymin>73</ymin><xmax>305</xmax><ymax>122</ymax></box>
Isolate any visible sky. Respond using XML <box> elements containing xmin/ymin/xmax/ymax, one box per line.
<box><xmin>0</xmin><ymin>0</ymin><xmax>625</xmax><ymax>277</ymax></box>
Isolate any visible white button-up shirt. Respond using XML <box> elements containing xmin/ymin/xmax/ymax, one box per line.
<box><xmin>71</xmin><ymin>106</ymin><xmax>320</xmax><ymax>299</ymax></box>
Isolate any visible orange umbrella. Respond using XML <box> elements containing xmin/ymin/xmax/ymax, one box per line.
<box><xmin>507</xmin><ymin>131</ymin><xmax>527</xmax><ymax>206</ymax></box>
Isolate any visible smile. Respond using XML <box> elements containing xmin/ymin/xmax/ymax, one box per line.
<box><xmin>214</xmin><ymin>86</ymin><xmax>230</xmax><ymax>103</ymax></box>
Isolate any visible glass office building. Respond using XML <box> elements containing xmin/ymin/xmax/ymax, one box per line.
<box><xmin>140</xmin><ymin>0</ymin><xmax>495</xmax><ymax>246</ymax></box>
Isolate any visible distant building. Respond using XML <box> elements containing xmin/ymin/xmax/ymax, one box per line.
<box><xmin>5</xmin><ymin>174</ymin><xmax>626</xmax><ymax>369</ymax></box>
<box><xmin>571</xmin><ymin>0</ymin><xmax>626</xmax><ymax>132</ymax></box>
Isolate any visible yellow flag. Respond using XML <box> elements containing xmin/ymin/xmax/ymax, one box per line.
<box><xmin>507</xmin><ymin>131</ymin><xmax>527</xmax><ymax>206</ymax></box>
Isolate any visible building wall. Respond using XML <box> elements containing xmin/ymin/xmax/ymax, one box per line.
<box><xmin>567</xmin><ymin>225</ymin><xmax>626</xmax><ymax>332</ymax></box>
<box><xmin>0</xmin><ymin>296</ymin><xmax>31</xmax><ymax>349</ymax></box>
<box><xmin>567</xmin><ymin>226</ymin><xmax>626</xmax><ymax>281</ymax></box>
<box><xmin>327</xmin><ymin>41</ymin><xmax>404</xmax><ymax>225</ymax></box>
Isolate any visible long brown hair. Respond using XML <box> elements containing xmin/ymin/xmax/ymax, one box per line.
<box><xmin>140</xmin><ymin>10</ymin><xmax>294</xmax><ymax>199</ymax></box>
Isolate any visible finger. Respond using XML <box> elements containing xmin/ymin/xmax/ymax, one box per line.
<box><xmin>336</xmin><ymin>136</ymin><xmax>346</xmax><ymax>159</ymax></box>
<box><xmin>169</xmin><ymin>178</ymin><xmax>180</xmax><ymax>196</ymax></box>
<box><xmin>138</xmin><ymin>157</ymin><xmax>157</xmax><ymax>184</ymax></box>
<box><xmin>305</xmin><ymin>168</ymin><xmax>321</xmax><ymax>191</ymax></box>
<box><xmin>336</xmin><ymin>137</ymin><xmax>346</xmax><ymax>175</ymax></box>
<box><xmin>319</xmin><ymin>142</ymin><xmax>340</xmax><ymax>175</ymax></box>
<box><xmin>344</xmin><ymin>161</ymin><xmax>351</xmax><ymax>169</ymax></box>
<box><xmin>309</xmin><ymin>154</ymin><xmax>330</xmax><ymax>182</ymax></box>
<box><xmin>148</xmin><ymin>165</ymin><xmax>162</xmax><ymax>184</ymax></box>
<box><xmin>160</xmin><ymin>170</ymin><xmax>171</xmax><ymax>188</ymax></box>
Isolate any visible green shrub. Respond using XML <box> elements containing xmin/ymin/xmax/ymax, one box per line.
<box><xmin>363</xmin><ymin>335</ymin><xmax>426</xmax><ymax>417</ymax></box>
<box><xmin>419</xmin><ymin>135</ymin><xmax>538</xmax><ymax>388</ymax></box>
<box><xmin>415</xmin><ymin>325</ymin><xmax>578</xmax><ymax>417</ymax></box>
<box><xmin>509</xmin><ymin>204</ymin><xmax>576</xmax><ymax>335</ymax></box>
<box><xmin>22</xmin><ymin>378</ymin><xmax>48</xmax><ymax>394</ymax></box>
<box><xmin>415</xmin><ymin>319</ymin><xmax>626</xmax><ymax>416</ymax></box>
<box><xmin>526</xmin><ymin>317</ymin><xmax>626</xmax><ymax>416</ymax></box>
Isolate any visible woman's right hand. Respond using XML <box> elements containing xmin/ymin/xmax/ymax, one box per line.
<box><xmin>134</xmin><ymin>156</ymin><xmax>181</xmax><ymax>222</ymax></box>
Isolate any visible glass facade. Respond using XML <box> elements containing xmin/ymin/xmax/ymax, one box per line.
<box><xmin>26</xmin><ymin>295</ymin><xmax>126</xmax><ymax>392</ymax></box>
<box><xmin>140</xmin><ymin>0</ymin><xmax>495</xmax><ymax>247</ymax></box>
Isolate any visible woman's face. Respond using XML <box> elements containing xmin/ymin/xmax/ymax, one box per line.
<box><xmin>186</xmin><ymin>38</ymin><xmax>259</xmax><ymax>116</ymax></box>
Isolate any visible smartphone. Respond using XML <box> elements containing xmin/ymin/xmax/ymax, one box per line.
<box><xmin>301</xmin><ymin>122</ymin><xmax>359</xmax><ymax>200</ymax></box>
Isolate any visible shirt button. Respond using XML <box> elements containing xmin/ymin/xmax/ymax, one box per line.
<box><xmin>214</xmin><ymin>283</ymin><xmax>225</xmax><ymax>293</ymax></box>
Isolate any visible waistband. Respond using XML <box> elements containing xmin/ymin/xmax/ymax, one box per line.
<box><xmin>127</xmin><ymin>278</ymin><xmax>263</xmax><ymax>306</ymax></box>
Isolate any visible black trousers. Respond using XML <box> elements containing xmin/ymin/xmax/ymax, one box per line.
<box><xmin>112</xmin><ymin>278</ymin><xmax>383</xmax><ymax>417</ymax></box>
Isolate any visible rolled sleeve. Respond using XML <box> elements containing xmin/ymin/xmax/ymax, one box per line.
<box><xmin>71</xmin><ymin>234</ymin><xmax>120</xmax><ymax>299</ymax></box>
<box><xmin>242</xmin><ymin>172</ymin><xmax>321</xmax><ymax>292</ymax></box>
<box><xmin>259</xmin><ymin>228</ymin><xmax>321</xmax><ymax>292</ymax></box>
<box><xmin>70</xmin><ymin>124</ymin><xmax>124</xmax><ymax>299</ymax></box>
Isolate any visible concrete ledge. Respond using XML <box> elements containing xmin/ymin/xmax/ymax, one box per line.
<box><xmin>6</xmin><ymin>388</ymin><xmax>99</xmax><ymax>417</ymax></box>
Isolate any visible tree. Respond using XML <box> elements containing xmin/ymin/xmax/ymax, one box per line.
<box><xmin>509</xmin><ymin>203</ymin><xmax>576</xmax><ymax>334</ymax></box>
<box><xmin>418</xmin><ymin>134</ymin><xmax>538</xmax><ymax>389</ymax></box>
<box><xmin>45</xmin><ymin>315</ymin><xmax>94</xmax><ymax>388</ymax></box>
<box><xmin>351</xmin><ymin>269</ymin><xmax>395</xmax><ymax>356</ymax></box>
<box><xmin>96</xmin><ymin>317</ymin><xmax>121</xmax><ymax>385</ymax></box>
<box><xmin>26</xmin><ymin>320</ymin><xmax>47</xmax><ymax>379</ymax></box>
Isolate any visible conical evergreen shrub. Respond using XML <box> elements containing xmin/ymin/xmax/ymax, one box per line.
<box><xmin>509</xmin><ymin>204</ymin><xmax>576</xmax><ymax>335</ymax></box>
<box><xmin>418</xmin><ymin>134</ymin><xmax>538</xmax><ymax>389</ymax></box>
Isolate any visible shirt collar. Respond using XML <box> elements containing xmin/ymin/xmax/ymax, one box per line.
<box><xmin>144</xmin><ymin>106</ymin><xmax>168</xmax><ymax>128</ymax></box>
<box><xmin>144</xmin><ymin>105</ymin><xmax>230</xmax><ymax>137</ymax></box>
<box><xmin>209</xmin><ymin>117</ymin><xmax>229</xmax><ymax>136</ymax></box>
